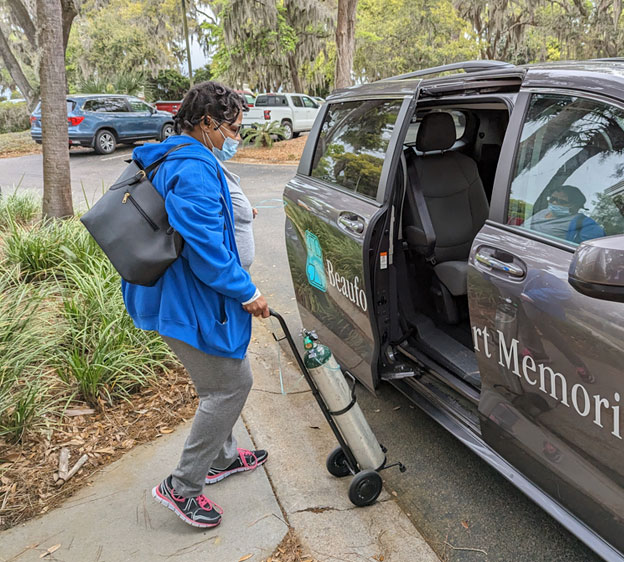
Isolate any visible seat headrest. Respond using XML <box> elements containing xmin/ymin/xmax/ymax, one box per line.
<box><xmin>416</xmin><ymin>112</ymin><xmax>456</xmax><ymax>152</ymax></box>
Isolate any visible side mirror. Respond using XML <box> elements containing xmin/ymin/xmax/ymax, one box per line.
<box><xmin>568</xmin><ymin>234</ymin><xmax>624</xmax><ymax>302</ymax></box>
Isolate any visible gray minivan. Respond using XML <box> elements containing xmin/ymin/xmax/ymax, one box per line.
<box><xmin>283</xmin><ymin>59</ymin><xmax>624</xmax><ymax>561</ymax></box>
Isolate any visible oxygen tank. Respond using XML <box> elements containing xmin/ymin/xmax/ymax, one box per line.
<box><xmin>303</xmin><ymin>331</ymin><xmax>386</xmax><ymax>472</ymax></box>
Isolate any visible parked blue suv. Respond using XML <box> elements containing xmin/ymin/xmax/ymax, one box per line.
<box><xmin>30</xmin><ymin>95</ymin><xmax>175</xmax><ymax>155</ymax></box>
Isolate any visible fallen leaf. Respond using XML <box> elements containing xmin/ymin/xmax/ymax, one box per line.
<box><xmin>374</xmin><ymin>409</ymin><xmax>381</xmax><ymax>413</ymax></box>
<box><xmin>392</xmin><ymin>406</ymin><xmax>401</xmax><ymax>411</ymax></box>
<box><xmin>461</xmin><ymin>520</ymin><xmax>470</xmax><ymax>529</ymax></box>
<box><xmin>239</xmin><ymin>555</ymin><xmax>253</xmax><ymax>561</ymax></box>
<box><xmin>0</xmin><ymin>452</ymin><xmax>22</xmax><ymax>463</ymax></box>
<box><xmin>39</xmin><ymin>543</ymin><xmax>61</xmax><ymax>558</ymax></box>
<box><xmin>94</xmin><ymin>448</ymin><xmax>115</xmax><ymax>455</ymax></box>
<box><xmin>391</xmin><ymin>490</ymin><xmax>398</xmax><ymax>497</ymax></box>
<box><xmin>308</xmin><ymin>426</ymin><xmax>320</xmax><ymax>430</ymax></box>
<box><xmin>160</xmin><ymin>428</ymin><xmax>174</xmax><ymax>434</ymax></box>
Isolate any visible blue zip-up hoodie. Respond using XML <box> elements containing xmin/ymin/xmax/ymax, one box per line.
<box><xmin>121</xmin><ymin>135</ymin><xmax>257</xmax><ymax>359</ymax></box>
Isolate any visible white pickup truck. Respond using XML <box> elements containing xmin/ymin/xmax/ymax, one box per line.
<box><xmin>241</xmin><ymin>93</ymin><xmax>322</xmax><ymax>140</ymax></box>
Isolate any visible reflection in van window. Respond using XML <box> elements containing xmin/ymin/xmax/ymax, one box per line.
<box><xmin>508</xmin><ymin>93</ymin><xmax>624</xmax><ymax>244</ymax></box>
<box><xmin>310</xmin><ymin>99</ymin><xmax>402</xmax><ymax>199</ymax></box>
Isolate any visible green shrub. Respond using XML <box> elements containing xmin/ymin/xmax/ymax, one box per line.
<box><xmin>241</xmin><ymin>121</ymin><xmax>287</xmax><ymax>148</ymax></box>
<box><xmin>0</xmin><ymin>266</ymin><xmax>59</xmax><ymax>442</ymax></box>
<box><xmin>0</xmin><ymin>191</ymin><xmax>40</xmax><ymax>229</ymax></box>
<box><xmin>193</xmin><ymin>65</ymin><xmax>212</xmax><ymax>84</ymax></box>
<box><xmin>3</xmin><ymin>217</ymin><xmax>103</xmax><ymax>281</ymax></box>
<box><xmin>0</xmin><ymin>102</ymin><xmax>30</xmax><ymax>134</ymax></box>
<box><xmin>4</xmin><ymin>218</ymin><xmax>73</xmax><ymax>281</ymax></box>
<box><xmin>145</xmin><ymin>69</ymin><xmax>189</xmax><ymax>102</ymax></box>
<box><xmin>0</xmin><ymin>216</ymin><xmax>177</xmax><ymax>434</ymax></box>
<box><xmin>76</xmin><ymin>72</ymin><xmax>145</xmax><ymax>96</ymax></box>
<box><xmin>56</xmin><ymin>256</ymin><xmax>174</xmax><ymax>406</ymax></box>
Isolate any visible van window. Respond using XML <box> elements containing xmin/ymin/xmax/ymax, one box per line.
<box><xmin>310</xmin><ymin>99</ymin><xmax>402</xmax><ymax>199</ymax></box>
<box><xmin>507</xmin><ymin>93</ymin><xmax>624</xmax><ymax>244</ymax></box>
<box><xmin>291</xmin><ymin>96</ymin><xmax>303</xmax><ymax>108</ymax></box>
<box><xmin>404</xmin><ymin>109</ymin><xmax>466</xmax><ymax>146</ymax></box>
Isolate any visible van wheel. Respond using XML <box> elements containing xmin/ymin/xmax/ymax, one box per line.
<box><xmin>326</xmin><ymin>446</ymin><xmax>351</xmax><ymax>478</ymax></box>
<box><xmin>348</xmin><ymin>470</ymin><xmax>382</xmax><ymax>507</ymax></box>
<box><xmin>280</xmin><ymin>120</ymin><xmax>293</xmax><ymax>140</ymax></box>
<box><xmin>160</xmin><ymin>123</ymin><xmax>174</xmax><ymax>141</ymax></box>
<box><xmin>94</xmin><ymin>130</ymin><xmax>116</xmax><ymax>154</ymax></box>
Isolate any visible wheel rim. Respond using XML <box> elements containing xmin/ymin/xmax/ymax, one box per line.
<box><xmin>99</xmin><ymin>133</ymin><xmax>114</xmax><ymax>152</ymax></box>
<box><xmin>163</xmin><ymin>125</ymin><xmax>173</xmax><ymax>138</ymax></box>
<box><xmin>283</xmin><ymin>123</ymin><xmax>292</xmax><ymax>139</ymax></box>
<box><xmin>355</xmin><ymin>479</ymin><xmax>376</xmax><ymax>501</ymax></box>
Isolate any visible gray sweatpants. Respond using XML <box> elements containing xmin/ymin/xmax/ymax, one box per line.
<box><xmin>163</xmin><ymin>336</ymin><xmax>254</xmax><ymax>498</ymax></box>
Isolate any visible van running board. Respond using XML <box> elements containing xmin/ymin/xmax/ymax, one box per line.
<box><xmin>408</xmin><ymin>314</ymin><xmax>481</xmax><ymax>389</ymax></box>
<box><xmin>396</xmin><ymin>343</ymin><xmax>480</xmax><ymax>406</ymax></box>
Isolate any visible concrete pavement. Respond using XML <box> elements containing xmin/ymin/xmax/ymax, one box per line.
<box><xmin>0</xmin><ymin>318</ymin><xmax>440</xmax><ymax>562</ymax></box>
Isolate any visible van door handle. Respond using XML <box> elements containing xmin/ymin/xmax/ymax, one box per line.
<box><xmin>475</xmin><ymin>251</ymin><xmax>525</xmax><ymax>277</ymax></box>
<box><xmin>338</xmin><ymin>213</ymin><xmax>365</xmax><ymax>234</ymax></box>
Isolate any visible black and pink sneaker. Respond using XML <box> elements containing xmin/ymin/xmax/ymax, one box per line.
<box><xmin>152</xmin><ymin>475</ymin><xmax>223</xmax><ymax>528</ymax></box>
<box><xmin>205</xmin><ymin>448</ymin><xmax>268</xmax><ymax>485</ymax></box>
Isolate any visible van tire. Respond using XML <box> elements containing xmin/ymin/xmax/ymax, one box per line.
<box><xmin>280</xmin><ymin>120</ymin><xmax>293</xmax><ymax>140</ymax></box>
<box><xmin>94</xmin><ymin>129</ymin><xmax>117</xmax><ymax>155</ymax></box>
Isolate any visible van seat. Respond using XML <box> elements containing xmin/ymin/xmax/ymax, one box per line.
<box><xmin>405</xmin><ymin>111</ymin><xmax>489</xmax><ymax>304</ymax></box>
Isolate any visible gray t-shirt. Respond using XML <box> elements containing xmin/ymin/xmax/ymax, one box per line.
<box><xmin>220</xmin><ymin>164</ymin><xmax>255</xmax><ymax>269</ymax></box>
<box><xmin>524</xmin><ymin>208</ymin><xmax>581</xmax><ymax>241</ymax></box>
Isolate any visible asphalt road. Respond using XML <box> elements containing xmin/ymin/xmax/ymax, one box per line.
<box><xmin>0</xmin><ymin>149</ymin><xmax>601</xmax><ymax>562</ymax></box>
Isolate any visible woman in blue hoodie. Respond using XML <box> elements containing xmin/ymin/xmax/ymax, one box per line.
<box><xmin>123</xmin><ymin>82</ymin><xmax>269</xmax><ymax>528</ymax></box>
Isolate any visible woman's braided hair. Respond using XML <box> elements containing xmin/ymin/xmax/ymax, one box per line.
<box><xmin>173</xmin><ymin>81</ymin><xmax>247</xmax><ymax>135</ymax></box>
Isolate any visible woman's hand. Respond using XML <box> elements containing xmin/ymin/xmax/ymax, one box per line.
<box><xmin>243</xmin><ymin>295</ymin><xmax>270</xmax><ymax>318</ymax></box>
<box><xmin>252</xmin><ymin>207</ymin><xmax>258</xmax><ymax>219</ymax></box>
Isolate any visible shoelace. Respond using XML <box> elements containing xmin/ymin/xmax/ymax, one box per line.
<box><xmin>237</xmin><ymin>447</ymin><xmax>258</xmax><ymax>470</ymax></box>
<box><xmin>197</xmin><ymin>494</ymin><xmax>224</xmax><ymax>514</ymax></box>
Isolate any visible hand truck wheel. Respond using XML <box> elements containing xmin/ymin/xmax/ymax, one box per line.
<box><xmin>326</xmin><ymin>446</ymin><xmax>351</xmax><ymax>478</ymax></box>
<box><xmin>348</xmin><ymin>469</ymin><xmax>383</xmax><ymax>507</ymax></box>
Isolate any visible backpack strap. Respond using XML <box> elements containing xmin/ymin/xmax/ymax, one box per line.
<box><xmin>142</xmin><ymin>143</ymin><xmax>192</xmax><ymax>180</ymax></box>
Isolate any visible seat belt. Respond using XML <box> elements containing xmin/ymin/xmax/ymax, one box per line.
<box><xmin>404</xmin><ymin>150</ymin><xmax>437</xmax><ymax>264</ymax></box>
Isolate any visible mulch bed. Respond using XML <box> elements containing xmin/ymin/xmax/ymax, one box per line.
<box><xmin>233</xmin><ymin>136</ymin><xmax>306</xmax><ymax>165</ymax></box>
<box><xmin>0</xmin><ymin>366</ymin><xmax>197</xmax><ymax>530</ymax></box>
<box><xmin>0</xmin><ymin>133</ymin><xmax>306</xmax><ymax>164</ymax></box>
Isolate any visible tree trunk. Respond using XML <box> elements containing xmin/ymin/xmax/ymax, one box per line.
<box><xmin>38</xmin><ymin>0</ymin><xmax>73</xmax><ymax>219</ymax></box>
<box><xmin>7</xmin><ymin>0</ymin><xmax>37</xmax><ymax>48</ymax></box>
<box><xmin>0</xmin><ymin>26</ymin><xmax>37</xmax><ymax>109</ymax></box>
<box><xmin>334</xmin><ymin>0</ymin><xmax>358</xmax><ymax>89</ymax></box>
<box><xmin>287</xmin><ymin>52</ymin><xmax>303</xmax><ymax>92</ymax></box>
<box><xmin>61</xmin><ymin>0</ymin><xmax>78</xmax><ymax>51</ymax></box>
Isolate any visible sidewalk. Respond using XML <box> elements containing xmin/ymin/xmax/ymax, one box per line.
<box><xmin>0</xmin><ymin>320</ymin><xmax>440</xmax><ymax>562</ymax></box>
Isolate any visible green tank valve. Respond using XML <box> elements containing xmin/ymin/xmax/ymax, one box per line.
<box><xmin>302</xmin><ymin>329</ymin><xmax>331</xmax><ymax>368</ymax></box>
